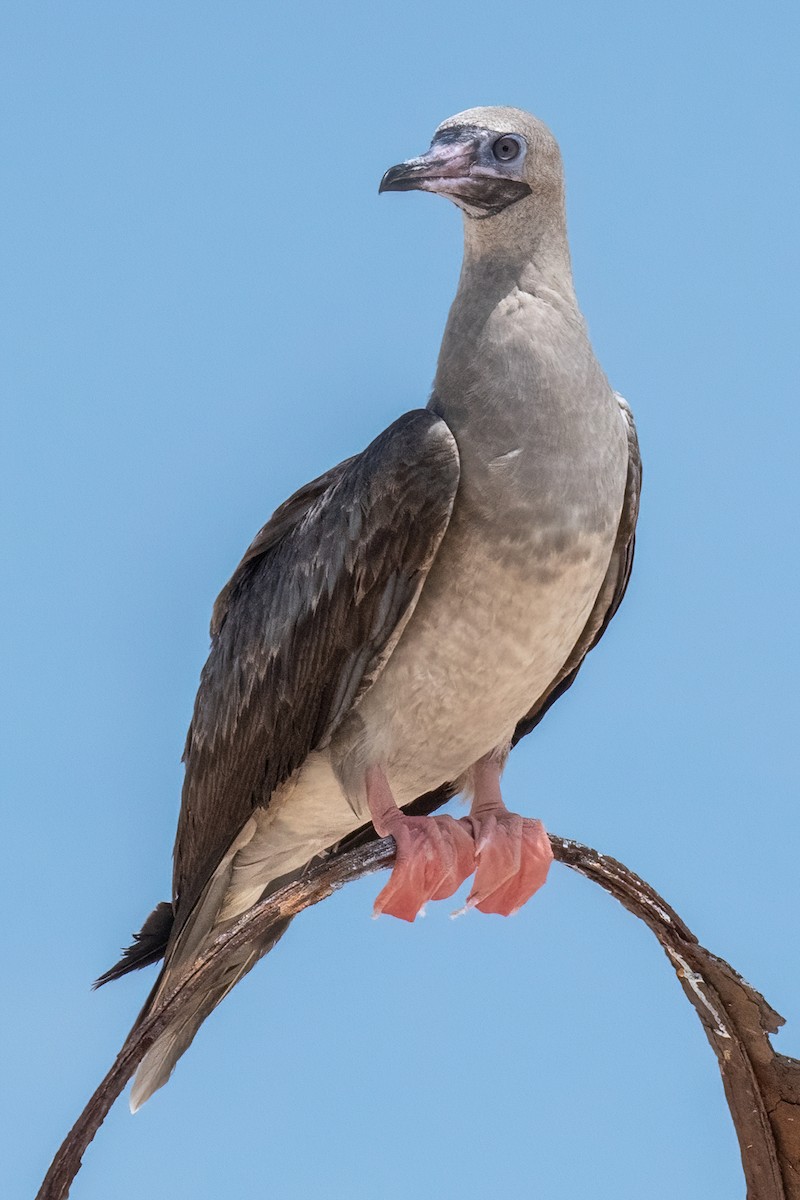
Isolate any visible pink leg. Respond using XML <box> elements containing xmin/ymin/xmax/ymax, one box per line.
<box><xmin>367</xmin><ymin>765</ymin><xmax>476</xmax><ymax>922</ymax></box>
<box><xmin>466</xmin><ymin>755</ymin><xmax>553</xmax><ymax>916</ymax></box>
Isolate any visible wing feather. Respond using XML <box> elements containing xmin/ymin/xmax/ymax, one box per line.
<box><xmin>172</xmin><ymin>409</ymin><xmax>460</xmax><ymax>929</ymax></box>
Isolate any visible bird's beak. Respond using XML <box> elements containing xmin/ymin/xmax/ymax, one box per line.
<box><xmin>379</xmin><ymin>134</ymin><xmax>531</xmax><ymax>217</ymax></box>
<box><xmin>379</xmin><ymin>138</ymin><xmax>478</xmax><ymax>197</ymax></box>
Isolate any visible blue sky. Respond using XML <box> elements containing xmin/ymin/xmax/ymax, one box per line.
<box><xmin>4</xmin><ymin>2</ymin><xmax>798</xmax><ymax>1197</ymax></box>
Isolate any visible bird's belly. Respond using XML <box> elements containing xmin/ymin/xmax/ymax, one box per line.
<box><xmin>218</xmin><ymin>525</ymin><xmax>615</xmax><ymax>920</ymax></box>
<box><xmin>351</xmin><ymin>526</ymin><xmax>612</xmax><ymax>803</ymax></box>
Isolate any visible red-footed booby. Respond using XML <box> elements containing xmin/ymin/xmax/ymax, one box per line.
<box><xmin>97</xmin><ymin>106</ymin><xmax>641</xmax><ymax>1111</ymax></box>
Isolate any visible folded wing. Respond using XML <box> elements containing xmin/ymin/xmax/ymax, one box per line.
<box><xmin>99</xmin><ymin>409</ymin><xmax>460</xmax><ymax>985</ymax></box>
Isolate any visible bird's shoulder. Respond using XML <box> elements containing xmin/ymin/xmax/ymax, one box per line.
<box><xmin>210</xmin><ymin>409</ymin><xmax>458</xmax><ymax>638</ymax></box>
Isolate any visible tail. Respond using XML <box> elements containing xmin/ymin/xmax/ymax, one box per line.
<box><xmin>94</xmin><ymin>901</ymin><xmax>175</xmax><ymax>987</ymax></box>
<box><xmin>95</xmin><ymin>891</ymin><xmax>293</xmax><ymax>1111</ymax></box>
<box><xmin>129</xmin><ymin>915</ymin><xmax>292</xmax><ymax>1111</ymax></box>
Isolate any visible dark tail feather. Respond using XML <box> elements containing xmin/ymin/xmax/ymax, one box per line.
<box><xmin>94</xmin><ymin>901</ymin><xmax>175</xmax><ymax>988</ymax></box>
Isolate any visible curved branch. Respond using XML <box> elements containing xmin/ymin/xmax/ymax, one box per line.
<box><xmin>37</xmin><ymin>835</ymin><xmax>800</xmax><ymax>1200</ymax></box>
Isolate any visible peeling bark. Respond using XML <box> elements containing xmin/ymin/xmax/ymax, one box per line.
<box><xmin>555</xmin><ymin>839</ymin><xmax>800</xmax><ymax>1199</ymax></box>
<box><xmin>36</xmin><ymin>835</ymin><xmax>800</xmax><ymax>1200</ymax></box>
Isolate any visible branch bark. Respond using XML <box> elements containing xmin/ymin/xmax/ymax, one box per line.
<box><xmin>37</xmin><ymin>835</ymin><xmax>800</xmax><ymax>1200</ymax></box>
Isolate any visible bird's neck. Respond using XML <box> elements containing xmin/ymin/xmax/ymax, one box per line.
<box><xmin>461</xmin><ymin>192</ymin><xmax>576</xmax><ymax>303</ymax></box>
<box><xmin>432</xmin><ymin>200</ymin><xmax>584</xmax><ymax>409</ymax></box>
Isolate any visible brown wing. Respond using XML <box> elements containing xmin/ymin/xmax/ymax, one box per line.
<box><xmin>99</xmin><ymin>410</ymin><xmax>459</xmax><ymax>986</ymax></box>
<box><xmin>172</xmin><ymin>409</ymin><xmax>460</xmax><ymax>930</ymax></box>
<box><xmin>208</xmin><ymin>456</ymin><xmax>357</xmax><ymax>639</ymax></box>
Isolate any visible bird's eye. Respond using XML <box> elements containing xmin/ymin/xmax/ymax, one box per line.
<box><xmin>492</xmin><ymin>135</ymin><xmax>521</xmax><ymax>162</ymax></box>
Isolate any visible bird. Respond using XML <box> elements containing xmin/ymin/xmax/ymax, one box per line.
<box><xmin>97</xmin><ymin>105</ymin><xmax>641</xmax><ymax>1111</ymax></box>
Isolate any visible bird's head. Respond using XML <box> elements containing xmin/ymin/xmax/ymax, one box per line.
<box><xmin>379</xmin><ymin>106</ymin><xmax>564</xmax><ymax>224</ymax></box>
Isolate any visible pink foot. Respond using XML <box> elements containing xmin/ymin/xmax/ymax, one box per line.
<box><xmin>465</xmin><ymin>755</ymin><xmax>553</xmax><ymax>916</ymax></box>
<box><xmin>467</xmin><ymin>812</ymin><xmax>553</xmax><ymax>915</ymax></box>
<box><xmin>366</xmin><ymin>766</ymin><xmax>476</xmax><ymax>922</ymax></box>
